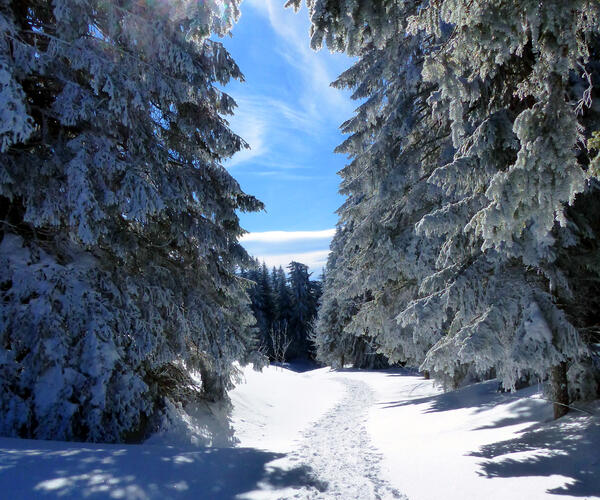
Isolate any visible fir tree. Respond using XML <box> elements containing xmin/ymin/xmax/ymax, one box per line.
<box><xmin>242</xmin><ymin>261</ymin><xmax>322</xmax><ymax>362</ymax></box>
<box><xmin>0</xmin><ymin>0</ymin><xmax>263</xmax><ymax>441</ymax></box>
<box><xmin>273</xmin><ymin>265</ymin><xmax>293</xmax><ymax>333</ymax></box>
<box><xmin>287</xmin><ymin>261</ymin><xmax>318</xmax><ymax>359</ymax></box>
<box><xmin>260</xmin><ymin>262</ymin><xmax>277</xmax><ymax>335</ymax></box>
<box><xmin>296</xmin><ymin>0</ymin><xmax>600</xmax><ymax>415</ymax></box>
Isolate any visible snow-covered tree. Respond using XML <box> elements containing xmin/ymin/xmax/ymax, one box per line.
<box><xmin>312</xmin><ymin>225</ymin><xmax>392</xmax><ymax>369</ymax></box>
<box><xmin>406</xmin><ymin>0</ymin><xmax>599</xmax><ymax>412</ymax></box>
<box><xmin>303</xmin><ymin>1</ymin><xmax>446</xmax><ymax>371</ymax></box>
<box><xmin>287</xmin><ymin>261</ymin><xmax>319</xmax><ymax>359</ymax></box>
<box><xmin>241</xmin><ymin>261</ymin><xmax>276</xmax><ymax>354</ymax></box>
<box><xmin>296</xmin><ymin>0</ymin><xmax>600</xmax><ymax>415</ymax></box>
<box><xmin>0</xmin><ymin>0</ymin><xmax>263</xmax><ymax>441</ymax></box>
<box><xmin>312</xmin><ymin>228</ymin><xmax>354</xmax><ymax>367</ymax></box>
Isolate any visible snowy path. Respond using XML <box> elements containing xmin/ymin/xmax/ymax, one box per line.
<box><xmin>287</xmin><ymin>378</ymin><xmax>404</xmax><ymax>499</ymax></box>
<box><xmin>0</xmin><ymin>365</ymin><xmax>598</xmax><ymax>499</ymax></box>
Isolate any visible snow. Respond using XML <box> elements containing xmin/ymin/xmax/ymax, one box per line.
<box><xmin>345</xmin><ymin>369</ymin><xmax>599</xmax><ymax>500</ymax></box>
<box><xmin>0</xmin><ymin>437</ymin><xmax>288</xmax><ymax>499</ymax></box>
<box><xmin>0</xmin><ymin>364</ymin><xmax>599</xmax><ymax>499</ymax></box>
<box><xmin>229</xmin><ymin>364</ymin><xmax>344</xmax><ymax>453</ymax></box>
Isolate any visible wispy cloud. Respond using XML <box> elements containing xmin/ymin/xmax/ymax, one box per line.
<box><xmin>245</xmin><ymin>0</ymin><xmax>354</xmax><ymax>122</ymax></box>
<box><xmin>226</xmin><ymin>94</ymin><xmax>317</xmax><ymax>171</ymax></box>
<box><xmin>241</xmin><ymin>229</ymin><xmax>335</xmax><ymax>243</ymax></box>
<box><xmin>226</xmin><ymin>109</ymin><xmax>267</xmax><ymax>168</ymax></box>
<box><xmin>224</xmin><ymin>1</ymin><xmax>354</xmax><ymax>173</ymax></box>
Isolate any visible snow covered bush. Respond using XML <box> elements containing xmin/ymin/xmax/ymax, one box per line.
<box><xmin>0</xmin><ymin>0</ymin><xmax>263</xmax><ymax>441</ymax></box>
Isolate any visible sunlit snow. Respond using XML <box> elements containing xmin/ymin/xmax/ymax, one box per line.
<box><xmin>0</xmin><ymin>364</ymin><xmax>598</xmax><ymax>499</ymax></box>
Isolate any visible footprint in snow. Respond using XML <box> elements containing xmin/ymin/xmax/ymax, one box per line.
<box><xmin>287</xmin><ymin>378</ymin><xmax>406</xmax><ymax>500</ymax></box>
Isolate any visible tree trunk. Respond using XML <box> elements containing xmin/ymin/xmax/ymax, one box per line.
<box><xmin>199</xmin><ymin>365</ymin><xmax>225</xmax><ymax>402</ymax></box>
<box><xmin>551</xmin><ymin>362</ymin><xmax>569</xmax><ymax>419</ymax></box>
<box><xmin>422</xmin><ymin>370</ymin><xmax>430</xmax><ymax>380</ymax></box>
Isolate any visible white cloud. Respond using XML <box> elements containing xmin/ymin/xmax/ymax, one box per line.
<box><xmin>224</xmin><ymin>1</ymin><xmax>356</xmax><ymax>172</ymax></box>
<box><xmin>241</xmin><ymin>229</ymin><xmax>335</xmax><ymax>243</ymax></box>
<box><xmin>243</xmin><ymin>0</ymin><xmax>354</xmax><ymax>124</ymax></box>
<box><xmin>225</xmin><ymin>103</ymin><xmax>267</xmax><ymax>168</ymax></box>
<box><xmin>256</xmin><ymin>250</ymin><xmax>330</xmax><ymax>275</ymax></box>
<box><xmin>225</xmin><ymin>94</ymin><xmax>318</xmax><ymax>170</ymax></box>
<box><xmin>241</xmin><ymin>229</ymin><xmax>335</xmax><ymax>274</ymax></box>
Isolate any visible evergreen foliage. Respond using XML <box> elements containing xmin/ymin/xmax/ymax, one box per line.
<box><xmin>296</xmin><ymin>0</ymin><xmax>600</xmax><ymax>411</ymax></box>
<box><xmin>0</xmin><ymin>0</ymin><xmax>263</xmax><ymax>441</ymax></box>
<box><xmin>241</xmin><ymin>260</ymin><xmax>322</xmax><ymax>361</ymax></box>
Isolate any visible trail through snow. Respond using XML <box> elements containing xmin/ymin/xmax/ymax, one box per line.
<box><xmin>236</xmin><ymin>371</ymin><xmax>405</xmax><ymax>500</ymax></box>
<box><xmin>0</xmin><ymin>365</ymin><xmax>598</xmax><ymax>499</ymax></box>
<box><xmin>233</xmin><ymin>365</ymin><xmax>600</xmax><ymax>500</ymax></box>
<box><xmin>287</xmin><ymin>378</ymin><xmax>404</xmax><ymax>499</ymax></box>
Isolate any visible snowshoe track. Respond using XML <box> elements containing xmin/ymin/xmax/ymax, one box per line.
<box><xmin>288</xmin><ymin>378</ymin><xmax>406</xmax><ymax>499</ymax></box>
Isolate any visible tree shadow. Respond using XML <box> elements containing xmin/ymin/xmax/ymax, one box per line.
<box><xmin>277</xmin><ymin>360</ymin><xmax>321</xmax><ymax>373</ymax></box>
<box><xmin>472</xmin><ymin>397</ymin><xmax>552</xmax><ymax>431</ymax></box>
<box><xmin>382</xmin><ymin>367</ymin><xmax>422</xmax><ymax>377</ymax></box>
<box><xmin>378</xmin><ymin>380</ymin><xmax>505</xmax><ymax>413</ymax></box>
<box><xmin>333</xmin><ymin>366</ymin><xmax>418</xmax><ymax>376</ymax></box>
<box><xmin>470</xmin><ymin>414</ymin><xmax>600</xmax><ymax>497</ymax></box>
<box><xmin>0</xmin><ymin>438</ymin><xmax>328</xmax><ymax>499</ymax></box>
<box><xmin>377</xmin><ymin>379</ymin><xmax>559</xmax><ymax>433</ymax></box>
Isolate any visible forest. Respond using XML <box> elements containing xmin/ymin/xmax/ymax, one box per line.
<box><xmin>240</xmin><ymin>260</ymin><xmax>322</xmax><ymax>362</ymax></box>
<box><xmin>0</xmin><ymin>2</ymin><xmax>599</xmax><ymax>496</ymax></box>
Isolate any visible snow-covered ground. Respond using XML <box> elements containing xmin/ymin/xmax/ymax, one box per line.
<box><xmin>0</xmin><ymin>364</ymin><xmax>598</xmax><ymax>499</ymax></box>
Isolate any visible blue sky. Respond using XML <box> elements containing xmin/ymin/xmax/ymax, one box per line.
<box><xmin>219</xmin><ymin>0</ymin><xmax>355</xmax><ymax>275</ymax></box>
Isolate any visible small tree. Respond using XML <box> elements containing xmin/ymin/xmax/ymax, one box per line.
<box><xmin>270</xmin><ymin>321</ymin><xmax>293</xmax><ymax>365</ymax></box>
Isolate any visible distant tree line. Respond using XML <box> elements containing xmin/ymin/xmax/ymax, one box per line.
<box><xmin>240</xmin><ymin>261</ymin><xmax>322</xmax><ymax>362</ymax></box>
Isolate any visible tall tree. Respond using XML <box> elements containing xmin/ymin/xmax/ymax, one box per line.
<box><xmin>242</xmin><ymin>261</ymin><xmax>322</xmax><ymax>362</ymax></box>
<box><xmin>260</xmin><ymin>262</ymin><xmax>277</xmax><ymax>334</ymax></box>
<box><xmin>287</xmin><ymin>261</ymin><xmax>318</xmax><ymax>359</ymax></box>
<box><xmin>405</xmin><ymin>0</ymin><xmax>600</xmax><ymax>412</ymax></box>
<box><xmin>273</xmin><ymin>265</ymin><xmax>293</xmax><ymax>331</ymax></box>
<box><xmin>241</xmin><ymin>261</ymin><xmax>277</xmax><ymax>356</ymax></box>
<box><xmin>296</xmin><ymin>0</ymin><xmax>600</xmax><ymax>414</ymax></box>
<box><xmin>0</xmin><ymin>0</ymin><xmax>262</xmax><ymax>441</ymax></box>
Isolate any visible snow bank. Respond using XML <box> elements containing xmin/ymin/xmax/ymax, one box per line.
<box><xmin>356</xmin><ymin>369</ymin><xmax>599</xmax><ymax>500</ymax></box>
<box><xmin>229</xmin><ymin>364</ymin><xmax>345</xmax><ymax>452</ymax></box>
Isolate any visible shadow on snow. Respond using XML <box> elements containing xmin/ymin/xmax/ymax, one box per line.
<box><xmin>0</xmin><ymin>438</ymin><xmax>325</xmax><ymax>499</ymax></box>
<box><xmin>470</xmin><ymin>415</ymin><xmax>600</xmax><ymax>497</ymax></box>
<box><xmin>376</xmin><ymin>371</ymin><xmax>599</xmax><ymax>497</ymax></box>
<box><xmin>377</xmin><ymin>379</ymin><xmax>547</xmax><ymax>417</ymax></box>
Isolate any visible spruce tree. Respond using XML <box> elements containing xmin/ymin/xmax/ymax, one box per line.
<box><xmin>287</xmin><ymin>261</ymin><xmax>317</xmax><ymax>359</ymax></box>
<box><xmin>0</xmin><ymin>0</ymin><xmax>262</xmax><ymax>441</ymax></box>
<box><xmin>304</xmin><ymin>1</ymin><xmax>446</xmax><ymax>372</ymax></box>
<box><xmin>297</xmin><ymin>0</ymin><xmax>600</xmax><ymax>413</ymax></box>
<box><xmin>406</xmin><ymin>0</ymin><xmax>600</xmax><ymax>410</ymax></box>
<box><xmin>260</xmin><ymin>262</ymin><xmax>276</xmax><ymax>335</ymax></box>
<box><xmin>273</xmin><ymin>265</ymin><xmax>293</xmax><ymax>333</ymax></box>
